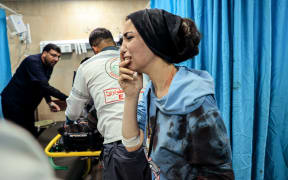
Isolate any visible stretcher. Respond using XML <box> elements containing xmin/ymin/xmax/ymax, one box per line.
<box><xmin>44</xmin><ymin>133</ymin><xmax>102</xmax><ymax>178</ymax></box>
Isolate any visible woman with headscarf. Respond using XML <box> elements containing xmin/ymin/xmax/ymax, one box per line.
<box><xmin>118</xmin><ymin>9</ymin><xmax>234</xmax><ymax>180</ymax></box>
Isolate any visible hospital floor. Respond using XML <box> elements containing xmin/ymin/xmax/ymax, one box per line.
<box><xmin>38</xmin><ymin>122</ymin><xmax>102</xmax><ymax>180</ymax></box>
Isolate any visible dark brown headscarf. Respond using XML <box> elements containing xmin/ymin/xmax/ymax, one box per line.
<box><xmin>127</xmin><ymin>8</ymin><xmax>193</xmax><ymax>63</ymax></box>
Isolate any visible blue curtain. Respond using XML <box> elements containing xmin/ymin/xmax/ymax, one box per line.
<box><xmin>151</xmin><ymin>0</ymin><xmax>288</xmax><ymax>179</ymax></box>
<box><xmin>0</xmin><ymin>9</ymin><xmax>12</xmax><ymax>119</ymax></box>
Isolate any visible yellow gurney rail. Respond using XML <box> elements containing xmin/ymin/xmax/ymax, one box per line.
<box><xmin>45</xmin><ymin>134</ymin><xmax>101</xmax><ymax>157</ymax></box>
<box><xmin>45</xmin><ymin>133</ymin><xmax>102</xmax><ymax>177</ymax></box>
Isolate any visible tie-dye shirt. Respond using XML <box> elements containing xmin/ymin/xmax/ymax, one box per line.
<box><xmin>137</xmin><ymin>66</ymin><xmax>234</xmax><ymax>180</ymax></box>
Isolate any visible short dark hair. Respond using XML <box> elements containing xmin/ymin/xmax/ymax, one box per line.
<box><xmin>42</xmin><ymin>43</ymin><xmax>61</xmax><ymax>54</ymax></box>
<box><xmin>89</xmin><ymin>28</ymin><xmax>115</xmax><ymax>47</ymax></box>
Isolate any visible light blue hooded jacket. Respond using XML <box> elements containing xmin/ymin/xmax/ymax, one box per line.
<box><xmin>137</xmin><ymin>66</ymin><xmax>234</xmax><ymax>180</ymax></box>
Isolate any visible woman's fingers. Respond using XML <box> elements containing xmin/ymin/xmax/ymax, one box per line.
<box><xmin>119</xmin><ymin>67</ymin><xmax>134</xmax><ymax>75</ymax></box>
<box><xmin>119</xmin><ymin>59</ymin><xmax>134</xmax><ymax>78</ymax></box>
<box><xmin>119</xmin><ymin>73</ymin><xmax>134</xmax><ymax>81</ymax></box>
<box><xmin>119</xmin><ymin>59</ymin><xmax>131</xmax><ymax>68</ymax></box>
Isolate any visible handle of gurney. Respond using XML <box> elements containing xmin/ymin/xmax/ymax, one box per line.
<box><xmin>44</xmin><ymin>134</ymin><xmax>101</xmax><ymax>157</ymax></box>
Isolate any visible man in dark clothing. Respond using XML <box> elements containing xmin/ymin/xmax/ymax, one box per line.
<box><xmin>1</xmin><ymin>43</ymin><xmax>68</xmax><ymax>137</ymax></box>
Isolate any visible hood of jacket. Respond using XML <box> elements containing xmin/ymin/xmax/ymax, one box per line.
<box><xmin>148</xmin><ymin>66</ymin><xmax>215</xmax><ymax>115</ymax></box>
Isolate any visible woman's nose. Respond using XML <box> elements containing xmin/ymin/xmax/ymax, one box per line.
<box><xmin>120</xmin><ymin>44</ymin><xmax>125</xmax><ymax>54</ymax></box>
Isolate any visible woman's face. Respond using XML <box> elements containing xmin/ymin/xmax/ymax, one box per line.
<box><xmin>120</xmin><ymin>19</ymin><xmax>155</xmax><ymax>73</ymax></box>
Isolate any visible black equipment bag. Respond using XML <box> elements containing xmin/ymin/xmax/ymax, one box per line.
<box><xmin>58</xmin><ymin>121</ymin><xmax>103</xmax><ymax>152</ymax></box>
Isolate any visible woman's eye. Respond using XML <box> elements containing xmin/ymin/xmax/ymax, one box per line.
<box><xmin>126</xmin><ymin>36</ymin><xmax>133</xmax><ymax>40</ymax></box>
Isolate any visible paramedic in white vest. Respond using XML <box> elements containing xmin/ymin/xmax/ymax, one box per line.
<box><xmin>65</xmin><ymin>28</ymin><xmax>150</xmax><ymax>180</ymax></box>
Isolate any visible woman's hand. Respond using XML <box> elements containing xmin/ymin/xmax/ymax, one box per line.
<box><xmin>118</xmin><ymin>56</ymin><xmax>143</xmax><ymax>99</ymax></box>
<box><xmin>118</xmin><ymin>53</ymin><xmax>143</xmax><ymax>150</ymax></box>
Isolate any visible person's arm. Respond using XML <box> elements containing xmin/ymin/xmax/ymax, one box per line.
<box><xmin>44</xmin><ymin>95</ymin><xmax>60</xmax><ymax>112</ymax></box>
<box><xmin>65</xmin><ymin>90</ymin><xmax>89</xmax><ymax>122</ymax></box>
<box><xmin>24</xmin><ymin>57</ymin><xmax>68</xmax><ymax>112</ymax></box>
<box><xmin>65</xmin><ymin>67</ymin><xmax>90</xmax><ymax>123</ymax></box>
<box><xmin>118</xmin><ymin>58</ymin><xmax>144</xmax><ymax>152</ymax></box>
<box><xmin>25</xmin><ymin>58</ymin><xmax>68</xmax><ymax>100</ymax></box>
<box><xmin>44</xmin><ymin>96</ymin><xmax>52</xmax><ymax>103</ymax></box>
<box><xmin>122</xmin><ymin>95</ymin><xmax>145</xmax><ymax>152</ymax></box>
<box><xmin>37</xmin><ymin>81</ymin><xmax>68</xmax><ymax>100</ymax></box>
<box><xmin>36</xmin><ymin>82</ymin><xmax>68</xmax><ymax>112</ymax></box>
